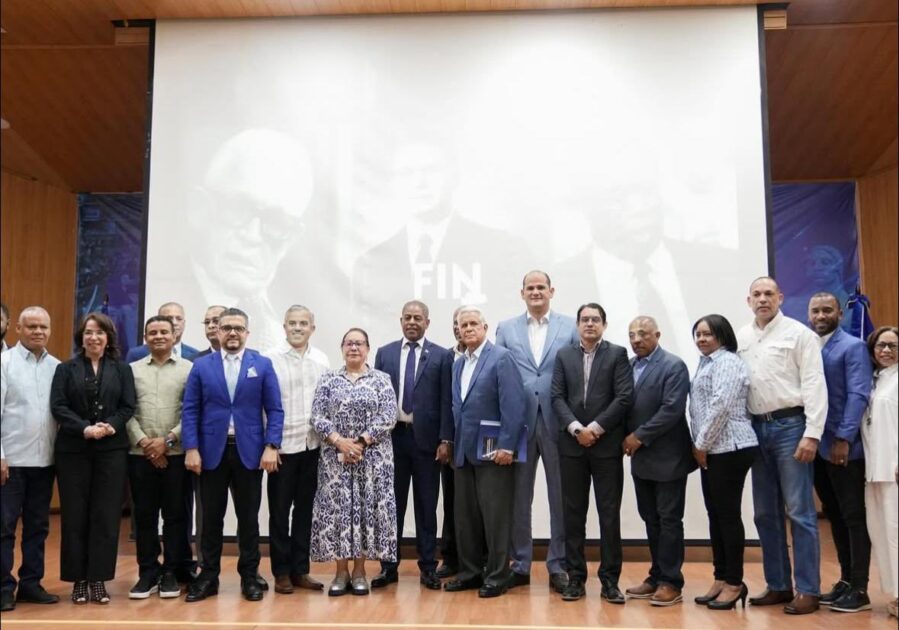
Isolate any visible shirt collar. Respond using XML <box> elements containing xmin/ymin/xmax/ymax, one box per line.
<box><xmin>221</xmin><ymin>348</ymin><xmax>246</xmax><ymax>362</ymax></box>
<box><xmin>284</xmin><ymin>344</ymin><xmax>311</xmax><ymax>359</ymax></box>
<box><xmin>527</xmin><ymin>311</ymin><xmax>551</xmax><ymax>326</ymax></box>
<box><xmin>145</xmin><ymin>352</ymin><xmax>178</xmax><ymax>365</ymax></box>
<box><xmin>404</xmin><ymin>337</ymin><xmax>425</xmax><ymax>349</ymax></box>
<box><xmin>754</xmin><ymin>309</ymin><xmax>784</xmax><ymax>333</ymax></box>
<box><xmin>820</xmin><ymin>330</ymin><xmax>837</xmax><ymax>347</ymax></box>
<box><xmin>13</xmin><ymin>341</ymin><xmax>48</xmax><ymax>362</ymax></box>
<box><xmin>635</xmin><ymin>345</ymin><xmax>660</xmax><ymax>364</ymax></box>
<box><xmin>580</xmin><ymin>339</ymin><xmax>601</xmax><ymax>354</ymax></box>
<box><xmin>464</xmin><ymin>339</ymin><xmax>488</xmax><ymax>361</ymax></box>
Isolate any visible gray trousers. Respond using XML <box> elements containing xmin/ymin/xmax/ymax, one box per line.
<box><xmin>510</xmin><ymin>410</ymin><xmax>567</xmax><ymax>575</ymax></box>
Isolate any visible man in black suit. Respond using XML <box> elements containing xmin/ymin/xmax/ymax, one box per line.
<box><xmin>371</xmin><ymin>300</ymin><xmax>454</xmax><ymax>590</ymax></box>
<box><xmin>621</xmin><ymin>316</ymin><xmax>694</xmax><ymax>606</ymax></box>
<box><xmin>551</xmin><ymin>303</ymin><xmax>633</xmax><ymax>603</ymax></box>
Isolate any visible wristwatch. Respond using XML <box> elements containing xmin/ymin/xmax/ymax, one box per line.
<box><xmin>573</xmin><ymin>428</ymin><xmax>582</xmax><ymax>436</ymax></box>
<box><xmin>164</xmin><ymin>436</ymin><xmax>177</xmax><ymax>449</ymax></box>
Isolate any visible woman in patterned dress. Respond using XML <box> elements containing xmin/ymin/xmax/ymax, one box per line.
<box><xmin>310</xmin><ymin>328</ymin><xmax>398</xmax><ymax>596</ymax></box>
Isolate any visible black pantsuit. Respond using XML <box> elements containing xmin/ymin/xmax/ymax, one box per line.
<box><xmin>199</xmin><ymin>443</ymin><xmax>263</xmax><ymax>581</ymax></box>
<box><xmin>0</xmin><ymin>466</ymin><xmax>55</xmax><ymax>594</ymax></box>
<box><xmin>699</xmin><ymin>446</ymin><xmax>758</xmax><ymax>586</ymax></box>
<box><xmin>633</xmin><ymin>476</ymin><xmax>687</xmax><ymax>589</ymax></box>
<box><xmin>266</xmin><ymin>448</ymin><xmax>319</xmax><ymax>578</ymax></box>
<box><xmin>56</xmin><ymin>449</ymin><xmax>128</xmax><ymax>582</ymax></box>
<box><xmin>560</xmin><ymin>454</ymin><xmax>623</xmax><ymax>585</ymax></box>
<box><xmin>454</xmin><ymin>463</ymin><xmax>514</xmax><ymax>587</ymax></box>
<box><xmin>128</xmin><ymin>454</ymin><xmax>189</xmax><ymax>580</ymax></box>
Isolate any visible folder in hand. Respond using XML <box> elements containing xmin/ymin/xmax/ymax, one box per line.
<box><xmin>476</xmin><ymin>420</ymin><xmax>527</xmax><ymax>462</ymax></box>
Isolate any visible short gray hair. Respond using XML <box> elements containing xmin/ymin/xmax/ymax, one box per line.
<box><xmin>456</xmin><ymin>305</ymin><xmax>487</xmax><ymax>325</ymax></box>
<box><xmin>284</xmin><ymin>304</ymin><xmax>315</xmax><ymax>323</ymax></box>
<box><xmin>18</xmin><ymin>306</ymin><xmax>50</xmax><ymax>324</ymax></box>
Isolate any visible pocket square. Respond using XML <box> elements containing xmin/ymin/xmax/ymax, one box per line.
<box><xmin>247</xmin><ymin>366</ymin><xmax>259</xmax><ymax>378</ymax></box>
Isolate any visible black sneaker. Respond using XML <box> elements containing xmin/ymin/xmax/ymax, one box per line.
<box><xmin>831</xmin><ymin>588</ymin><xmax>872</xmax><ymax>613</ymax></box>
<box><xmin>820</xmin><ymin>580</ymin><xmax>851</xmax><ymax>606</ymax></box>
<box><xmin>158</xmin><ymin>572</ymin><xmax>181</xmax><ymax>599</ymax></box>
<box><xmin>129</xmin><ymin>574</ymin><xmax>159</xmax><ymax>600</ymax></box>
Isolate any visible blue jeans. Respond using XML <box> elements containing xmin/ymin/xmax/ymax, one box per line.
<box><xmin>751</xmin><ymin>416</ymin><xmax>820</xmax><ymax>595</ymax></box>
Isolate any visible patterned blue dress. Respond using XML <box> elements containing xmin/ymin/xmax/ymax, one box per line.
<box><xmin>310</xmin><ymin>366</ymin><xmax>398</xmax><ymax>561</ymax></box>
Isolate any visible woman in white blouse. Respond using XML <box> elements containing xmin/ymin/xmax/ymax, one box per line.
<box><xmin>861</xmin><ymin>325</ymin><xmax>898</xmax><ymax>619</ymax></box>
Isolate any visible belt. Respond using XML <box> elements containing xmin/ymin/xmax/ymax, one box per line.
<box><xmin>393</xmin><ymin>422</ymin><xmax>413</xmax><ymax>431</ymax></box>
<box><xmin>752</xmin><ymin>406</ymin><xmax>804</xmax><ymax>422</ymax></box>
<box><xmin>226</xmin><ymin>435</ymin><xmax>237</xmax><ymax>445</ymax></box>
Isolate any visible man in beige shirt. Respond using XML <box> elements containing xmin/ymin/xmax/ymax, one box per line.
<box><xmin>127</xmin><ymin>315</ymin><xmax>194</xmax><ymax>600</ymax></box>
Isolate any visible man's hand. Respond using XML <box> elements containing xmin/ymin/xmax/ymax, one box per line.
<box><xmin>0</xmin><ymin>458</ymin><xmax>8</xmax><ymax>486</ymax></box>
<box><xmin>95</xmin><ymin>422</ymin><xmax>116</xmax><ymax>437</ymax></box>
<box><xmin>793</xmin><ymin>437</ymin><xmax>819</xmax><ymax>464</ymax></box>
<box><xmin>622</xmin><ymin>433</ymin><xmax>643</xmax><ymax>457</ymax></box>
<box><xmin>83</xmin><ymin>425</ymin><xmax>104</xmax><ymax>440</ymax></box>
<box><xmin>829</xmin><ymin>439</ymin><xmax>850</xmax><ymax>467</ymax></box>
<box><xmin>150</xmin><ymin>454</ymin><xmax>169</xmax><ymax>469</ymax></box>
<box><xmin>185</xmin><ymin>448</ymin><xmax>202</xmax><ymax>475</ymax></box>
<box><xmin>576</xmin><ymin>430</ymin><xmax>597</xmax><ymax>448</ymax></box>
<box><xmin>692</xmin><ymin>447</ymin><xmax>708</xmax><ymax>470</ymax></box>
<box><xmin>142</xmin><ymin>437</ymin><xmax>167</xmax><ymax>462</ymax></box>
<box><xmin>493</xmin><ymin>450</ymin><xmax>514</xmax><ymax>466</ymax></box>
<box><xmin>260</xmin><ymin>445</ymin><xmax>281</xmax><ymax>473</ymax></box>
<box><xmin>435</xmin><ymin>442</ymin><xmax>453</xmax><ymax>465</ymax></box>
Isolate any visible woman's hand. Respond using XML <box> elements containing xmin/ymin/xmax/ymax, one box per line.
<box><xmin>335</xmin><ymin>437</ymin><xmax>364</xmax><ymax>464</ymax></box>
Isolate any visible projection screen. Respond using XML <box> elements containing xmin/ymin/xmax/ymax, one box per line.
<box><xmin>146</xmin><ymin>7</ymin><xmax>769</xmax><ymax>539</ymax></box>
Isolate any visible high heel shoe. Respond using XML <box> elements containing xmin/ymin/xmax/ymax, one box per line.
<box><xmin>707</xmin><ymin>583</ymin><xmax>748</xmax><ymax>610</ymax></box>
<box><xmin>72</xmin><ymin>581</ymin><xmax>89</xmax><ymax>605</ymax></box>
<box><xmin>89</xmin><ymin>581</ymin><xmax>110</xmax><ymax>605</ymax></box>
<box><xmin>694</xmin><ymin>580</ymin><xmax>724</xmax><ymax>604</ymax></box>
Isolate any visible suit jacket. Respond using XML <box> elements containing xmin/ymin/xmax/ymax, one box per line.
<box><xmin>551</xmin><ymin>340</ymin><xmax>633</xmax><ymax>458</ymax></box>
<box><xmin>126</xmin><ymin>342</ymin><xmax>200</xmax><ymax>363</ymax></box>
<box><xmin>374</xmin><ymin>338</ymin><xmax>454</xmax><ymax>451</ymax></box>
<box><xmin>818</xmin><ymin>327</ymin><xmax>872</xmax><ymax>461</ymax></box>
<box><xmin>451</xmin><ymin>341</ymin><xmax>526</xmax><ymax>468</ymax></box>
<box><xmin>51</xmin><ymin>355</ymin><xmax>137</xmax><ymax>453</ymax></box>
<box><xmin>626</xmin><ymin>347</ymin><xmax>695</xmax><ymax>481</ymax></box>
<box><xmin>181</xmin><ymin>350</ymin><xmax>285</xmax><ymax>470</ymax></box>
<box><xmin>496</xmin><ymin>311</ymin><xmax>579</xmax><ymax>440</ymax></box>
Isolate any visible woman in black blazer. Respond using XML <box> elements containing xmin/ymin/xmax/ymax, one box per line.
<box><xmin>51</xmin><ymin>312</ymin><xmax>136</xmax><ymax>604</ymax></box>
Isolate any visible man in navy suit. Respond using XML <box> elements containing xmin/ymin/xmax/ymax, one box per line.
<box><xmin>621</xmin><ymin>316</ymin><xmax>694</xmax><ymax>606</ymax></box>
<box><xmin>181</xmin><ymin>308</ymin><xmax>284</xmax><ymax>602</ymax></box>
<box><xmin>370</xmin><ymin>301</ymin><xmax>454</xmax><ymax>590</ymax></box>
<box><xmin>193</xmin><ymin>305</ymin><xmax>227</xmax><ymax>359</ymax></box>
<box><xmin>808</xmin><ymin>292</ymin><xmax>873</xmax><ymax>613</ymax></box>
<box><xmin>496</xmin><ymin>270</ymin><xmax>578</xmax><ymax>593</ymax></box>
<box><xmin>127</xmin><ymin>302</ymin><xmax>199</xmax><ymax>362</ymax></box>
<box><xmin>443</xmin><ymin>306</ymin><xmax>525</xmax><ymax>598</ymax></box>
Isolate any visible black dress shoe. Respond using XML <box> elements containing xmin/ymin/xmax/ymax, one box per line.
<box><xmin>242</xmin><ymin>579</ymin><xmax>264</xmax><ymax>601</ymax></box>
<box><xmin>15</xmin><ymin>585</ymin><xmax>59</xmax><ymax>604</ymax></box>
<box><xmin>1</xmin><ymin>591</ymin><xmax>15</xmax><ymax>612</ymax></box>
<box><xmin>255</xmin><ymin>573</ymin><xmax>269</xmax><ymax>591</ymax></box>
<box><xmin>185</xmin><ymin>579</ymin><xmax>219</xmax><ymax>602</ymax></box>
<box><xmin>549</xmin><ymin>573</ymin><xmax>569</xmax><ymax>594</ymax></box>
<box><xmin>420</xmin><ymin>571</ymin><xmax>442</xmax><ymax>590</ymax></box>
<box><xmin>478</xmin><ymin>583</ymin><xmax>507</xmax><ymax>598</ymax></box>
<box><xmin>371</xmin><ymin>570</ymin><xmax>399</xmax><ymax>588</ymax></box>
<box><xmin>443</xmin><ymin>577</ymin><xmax>482</xmax><ymax>592</ymax></box>
<box><xmin>509</xmin><ymin>572</ymin><xmax>530</xmax><ymax>588</ymax></box>
<box><xmin>561</xmin><ymin>581</ymin><xmax>586</xmax><ymax>602</ymax></box>
<box><xmin>601</xmin><ymin>583</ymin><xmax>626</xmax><ymax>604</ymax></box>
<box><xmin>436</xmin><ymin>563</ymin><xmax>458</xmax><ymax>579</ymax></box>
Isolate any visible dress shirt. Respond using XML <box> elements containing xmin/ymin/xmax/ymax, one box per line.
<box><xmin>567</xmin><ymin>342</ymin><xmax>605</xmax><ymax>437</ymax></box>
<box><xmin>460</xmin><ymin>340</ymin><xmax>487</xmax><ymax>401</ymax></box>
<box><xmin>126</xmin><ymin>354</ymin><xmax>193</xmax><ymax>455</ymax></box>
<box><xmin>861</xmin><ymin>364</ymin><xmax>898</xmax><ymax>482</ymax></box>
<box><xmin>0</xmin><ymin>343</ymin><xmax>61</xmax><ymax>466</ymax></box>
<box><xmin>397</xmin><ymin>337</ymin><xmax>425</xmax><ymax>424</ymax></box>
<box><xmin>737</xmin><ymin>310</ymin><xmax>828</xmax><ymax>440</ymax></box>
<box><xmin>689</xmin><ymin>348</ymin><xmax>759</xmax><ymax>454</ymax></box>
<box><xmin>632</xmin><ymin>345</ymin><xmax>659</xmax><ymax>385</ymax></box>
<box><xmin>527</xmin><ymin>313</ymin><xmax>550</xmax><ymax>365</ymax></box>
<box><xmin>222</xmin><ymin>348</ymin><xmax>246</xmax><ymax>435</ymax></box>
<box><xmin>1</xmin><ymin>340</ymin><xmax>8</xmax><ymax>353</ymax></box>
<box><xmin>817</xmin><ymin>330</ymin><xmax>836</xmax><ymax>349</ymax></box>
<box><xmin>266</xmin><ymin>344</ymin><xmax>330</xmax><ymax>453</ymax></box>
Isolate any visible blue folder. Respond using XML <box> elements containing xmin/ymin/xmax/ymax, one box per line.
<box><xmin>476</xmin><ymin>420</ymin><xmax>528</xmax><ymax>463</ymax></box>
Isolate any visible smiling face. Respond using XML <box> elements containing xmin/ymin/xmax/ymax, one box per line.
<box><xmin>521</xmin><ymin>272</ymin><xmax>554</xmax><ymax>316</ymax></box>
<box><xmin>401</xmin><ymin>303</ymin><xmax>429</xmax><ymax>343</ymax></box>
<box><xmin>284</xmin><ymin>309</ymin><xmax>315</xmax><ymax>350</ymax></box>
<box><xmin>82</xmin><ymin>318</ymin><xmax>109</xmax><ymax>359</ymax></box>
<box><xmin>341</xmin><ymin>330</ymin><xmax>370</xmax><ymax>369</ymax></box>
<box><xmin>873</xmin><ymin>330</ymin><xmax>898</xmax><ymax>370</ymax></box>
<box><xmin>17</xmin><ymin>310</ymin><xmax>51</xmax><ymax>354</ymax></box>
<box><xmin>217</xmin><ymin>314</ymin><xmax>249</xmax><ymax>353</ymax></box>
<box><xmin>747</xmin><ymin>278</ymin><xmax>783</xmax><ymax>326</ymax></box>
<box><xmin>145</xmin><ymin>320</ymin><xmax>175</xmax><ymax>357</ymax></box>
<box><xmin>693</xmin><ymin>319</ymin><xmax>721</xmax><ymax>357</ymax></box>
<box><xmin>808</xmin><ymin>294</ymin><xmax>842</xmax><ymax>337</ymax></box>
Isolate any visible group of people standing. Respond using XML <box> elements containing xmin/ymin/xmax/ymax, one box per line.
<box><xmin>0</xmin><ymin>272</ymin><xmax>896</xmax><ymax>620</ymax></box>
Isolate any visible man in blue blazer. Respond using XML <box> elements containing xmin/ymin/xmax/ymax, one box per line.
<box><xmin>371</xmin><ymin>300</ymin><xmax>454</xmax><ymax>591</ymax></box>
<box><xmin>808</xmin><ymin>293</ymin><xmax>872</xmax><ymax>613</ymax></box>
<box><xmin>182</xmin><ymin>308</ymin><xmax>284</xmax><ymax>603</ymax></box>
<box><xmin>126</xmin><ymin>302</ymin><xmax>200</xmax><ymax>362</ymax></box>
<box><xmin>495</xmin><ymin>270</ymin><xmax>578</xmax><ymax>593</ymax></box>
<box><xmin>444</xmin><ymin>306</ymin><xmax>526</xmax><ymax>598</ymax></box>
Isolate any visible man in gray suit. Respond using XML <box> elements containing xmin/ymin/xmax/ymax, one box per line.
<box><xmin>496</xmin><ymin>270</ymin><xmax>578</xmax><ymax>593</ymax></box>
<box><xmin>621</xmin><ymin>316</ymin><xmax>694</xmax><ymax>606</ymax></box>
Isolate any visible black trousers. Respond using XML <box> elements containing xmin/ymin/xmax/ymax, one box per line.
<box><xmin>814</xmin><ymin>455</ymin><xmax>871</xmax><ymax>589</ymax></box>
<box><xmin>56</xmin><ymin>449</ymin><xmax>127</xmax><ymax>582</ymax></box>
<box><xmin>700</xmin><ymin>446</ymin><xmax>757</xmax><ymax>586</ymax></box>
<box><xmin>267</xmin><ymin>449</ymin><xmax>319</xmax><ymax>577</ymax></box>
<box><xmin>439</xmin><ymin>463</ymin><xmax>457</xmax><ymax>567</ymax></box>
<box><xmin>454</xmin><ymin>462</ymin><xmax>514</xmax><ymax>587</ymax></box>
<box><xmin>199</xmin><ymin>444</ymin><xmax>263</xmax><ymax>581</ymax></box>
<box><xmin>0</xmin><ymin>466</ymin><xmax>55</xmax><ymax>594</ymax></box>
<box><xmin>633</xmin><ymin>475</ymin><xmax>687</xmax><ymax>589</ymax></box>
<box><xmin>560</xmin><ymin>454</ymin><xmax>623</xmax><ymax>585</ymax></box>
<box><xmin>128</xmin><ymin>454</ymin><xmax>190</xmax><ymax>580</ymax></box>
<box><xmin>382</xmin><ymin>424</ymin><xmax>440</xmax><ymax>573</ymax></box>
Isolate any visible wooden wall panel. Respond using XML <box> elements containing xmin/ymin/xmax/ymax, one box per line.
<box><xmin>0</xmin><ymin>171</ymin><xmax>78</xmax><ymax>360</ymax></box>
<box><xmin>857</xmin><ymin>167</ymin><xmax>899</xmax><ymax>327</ymax></box>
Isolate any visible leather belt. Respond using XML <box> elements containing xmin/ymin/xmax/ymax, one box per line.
<box><xmin>393</xmin><ymin>422</ymin><xmax>413</xmax><ymax>431</ymax></box>
<box><xmin>752</xmin><ymin>406</ymin><xmax>804</xmax><ymax>422</ymax></box>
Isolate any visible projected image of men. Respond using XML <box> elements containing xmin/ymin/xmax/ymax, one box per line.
<box><xmin>188</xmin><ymin>129</ymin><xmax>314</xmax><ymax>350</ymax></box>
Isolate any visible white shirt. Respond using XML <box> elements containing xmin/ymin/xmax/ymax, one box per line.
<box><xmin>0</xmin><ymin>343</ymin><xmax>61</xmax><ymax>466</ymax></box>
<box><xmin>818</xmin><ymin>330</ymin><xmax>836</xmax><ymax>349</ymax></box>
<box><xmin>266</xmin><ymin>345</ymin><xmax>330</xmax><ymax>454</ymax></box>
<box><xmin>527</xmin><ymin>313</ymin><xmax>550</xmax><ymax>365</ymax></box>
<box><xmin>397</xmin><ymin>338</ymin><xmax>425</xmax><ymax>424</ymax></box>
<box><xmin>862</xmin><ymin>364</ymin><xmax>898</xmax><ymax>482</ymax></box>
<box><xmin>460</xmin><ymin>339</ymin><xmax>487</xmax><ymax>401</ymax></box>
<box><xmin>222</xmin><ymin>348</ymin><xmax>246</xmax><ymax>435</ymax></box>
<box><xmin>737</xmin><ymin>310</ymin><xmax>828</xmax><ymax>440</ymax></box>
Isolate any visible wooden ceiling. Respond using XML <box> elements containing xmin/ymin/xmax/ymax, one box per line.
<box><xmin>1</xmin><ymin>0</ymin><xmax>896</xmax><ymax>191</ymax></box>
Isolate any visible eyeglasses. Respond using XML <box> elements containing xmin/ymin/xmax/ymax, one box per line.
<box><xmin>875</xmin><ymin>342</ymin><xmax>898</xmax><ymax>351</ymax></box>
<box><xmin>220</xmin><ymin>325</ymin><xmax>247</xmax><ymax>334</ymax></box>
<box><xmin>202</xmin><ymin>318</ymin><xmax>220</xmax><ymax>326</ymax></box>
<box><xmin>343</xmin><ymin>340</ymin><xmax>367</xmax><ymax>348</ymax></box>
<box><xmin>579</xmin><ymin>316</ymin><xmax>603</xmax><ymax>324</ymax></box>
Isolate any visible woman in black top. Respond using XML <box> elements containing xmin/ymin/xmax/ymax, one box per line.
<box><xmin>50</xmin><ymin>312</ymin><xmax>136</xmax><ymax>604</ymax></box>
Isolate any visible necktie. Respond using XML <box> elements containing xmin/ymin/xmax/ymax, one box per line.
<box><xmin>401</xmin><ymin>342</ymin><xmax>419</xmax><ymax>414</ymax></box>
<box><xmin>225</xmin><ymin>354</ymin><xmax>239</xmax><ymax>401</ymax></box>
<box><xmin>634</xmin><ymin>261</ymin><xmax>672</xmax><ymax>336</ymax></box>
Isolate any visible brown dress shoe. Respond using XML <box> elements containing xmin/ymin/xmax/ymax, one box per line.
<box><xmin>274</xmin><ymin>575</ymin><xmax>294</xmax><ymax>594</ymax></box>
<box><xmin>650</xmin><ymin>584</ymin><xmax>683</xmax><ymax>606</ymax></box>
<box><xmin>291</xmin><ymin>574</ymin><xmax>324</xmax><ymax>591</ymax></box>
<box><xmin>784</xmin><ymin>593</ymin><xmax>819</xmax><ymax>615</ymax></box>
<box><xmin>749</xmin><ymin>588</ymin><xmax>794</xmax><ymax>606</ymax></box>
<box><xmin>625</xmin><ymin>581</ymin><xmax>656</xmax><ymax>599</ymax></box>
